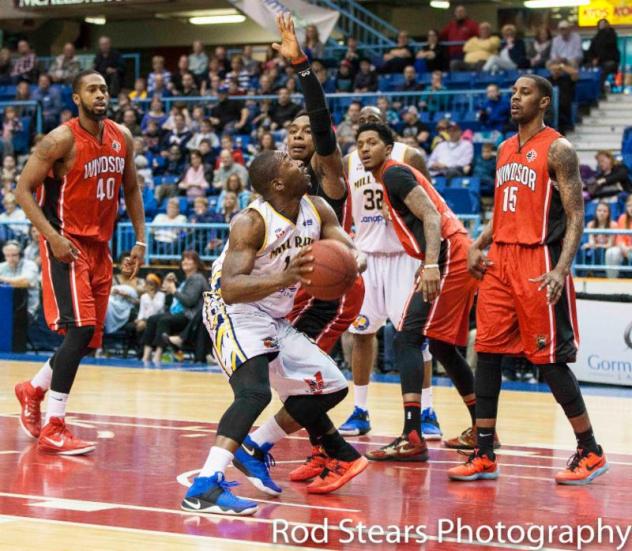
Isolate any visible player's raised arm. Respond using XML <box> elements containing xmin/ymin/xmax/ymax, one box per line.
<box><xmin>15</xmin><ymin>126</ymin><xmax>79</xmax><ymax>263</ymax></box>
<box><xmin>530</xmin><ymin>137</ymin><xmax>584</xmax><ymax>304</ymax></box>
<box><xmin>221</xmin><ymin>210</ymin><xmax>314</xmax><ymax>304</ymax></box>
<box><xmin>273</xmin><ymin>13</ymin><xmax>346</xmax><ymax>200</ymax></box>
<box><xmin>119</xmin><ymin>124</ymin><xmax>146</xmax><ymax>277</ymax></box>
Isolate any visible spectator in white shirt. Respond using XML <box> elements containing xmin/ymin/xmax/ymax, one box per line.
<box><xmin>0</xmin><ymin>240</ymin><xmax>39</xmax><ymax>318</ymax></box>
<box><xmin>135</xmin><ymin>273</ymin><xmax>166</xmax><ymax>335</ymax></box>
<box><xmin>550</xmin><ymin>20</ymin><xmax>584</xmax><ymax>68</ymax></box>
<box><xmin>187</xmin><ymin>118</ymin><xmax>220</xmax><ymax>151</ymax></box>
<box><xmin>189</xmin><ymin>41</ymin><xmax>209</xmax><ymax>78</ymax></box>
<box><xmin>152</xmin><ymin>198</ymin><xmax>187</xmax><ymax>244</ymax></box>
<box><xmin>428</xmin><ymin>122</ymin><xmax>473</xmax><ymax>178</ymax></box>
<box><xmin>0</xmin><ymin>193</ymin><xmax>28</xmax><ymax>236</ymax></box>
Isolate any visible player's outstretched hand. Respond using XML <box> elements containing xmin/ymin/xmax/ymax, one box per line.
<box><xmin>283</xmin><ymin>246</ymin><xmax>314</xmax><ymax>286</ymax></box>
<box><xmin>49</xmin><ymin>234</ymin><xmax>79</xmax><ymax>263</ymax></box>
<box><xmin>272</xmin><ymin>13</ymin><xmax>304</xmax><ymax>62</ymax></box>
<box><xmin>529</xmin><ymin>268</ymin><xmax>565</xmax><ymax>305</ymax></box>
<box><xmin>468</xmin><ymin>246</ymin><xmax>492</xmax><ymax>280</ymax></box>
<box><xmin>127</xmin><ymin>243</ymin><xmax>145</xmax><ymax>278</ymax></box>
<box><xmin>418</xmin><ymin>266</ymin><xmax>440</xmax><ymax>303</ymax></box>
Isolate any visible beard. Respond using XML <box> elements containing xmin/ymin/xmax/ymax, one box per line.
<box><xmin>80</xmin><ymin>99</ymin><xmax>107</xmax><ymax>121</ymax></box>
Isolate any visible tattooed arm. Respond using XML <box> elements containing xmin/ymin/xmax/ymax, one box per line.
<box><xmin>530</xmin><ymin>138</ymin><xmax>584</xmax><ymax>304</ymax></box>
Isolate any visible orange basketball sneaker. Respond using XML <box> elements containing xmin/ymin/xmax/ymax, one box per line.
<box><xmin>289</xmin><ymin>446</ymin><xmax>329</xmax><ymax>482</ymax></box>
<box><xmin>15</xmin><ymin>381</ymin><xmax>46</xmax><ymax>438</ymax></box>
<box><xmin>443</xmin><ymin>426</ymin><xmax>501</xmax><ymax>450</ymax></box>
<box><xmin>555</xmin><ymin>447</ymin><xmax>609</xmax><ymax>486</ymax></box>
<box><xmin>448</xmin><ymin>449</ymin><xmax>499</xmax><ymax>481</ymax></box>
<box><xmin>306</xmin><ymin>456</ymin><xmax>369</xmax><ymax>494</ymax></box>
<box><xmin>38</xmin><ymin>417</ymin><xmax>96</xmax><ymax>456</ymax></box>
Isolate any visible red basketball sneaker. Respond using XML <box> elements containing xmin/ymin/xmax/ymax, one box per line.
<box><xmin>306</xmin><ymin>456</ymin><xmax>369</xmax><ymax>494</ymax></box>
<box><xmin>38</xmin><ymin>417</ymin><xmax>96</xmax><ymax>456</ymax></box>
<box><xmin>365</xmin><ymin>430</ymin><xmax>429</xmax><ymax>462</ymax></box>
<box><xmin>289</xmin><ymin>446</ymin><xmax>329</xmax><ymax>482</ymax></box>
<box><xmin>443</xmin><ymin>426</ymin><xmax>501</xmax><ymax>450</ymax></box>
<box><xmin>555</xmin><ymin>447</ymin><xmax>609</xmax><ymax>486</ymax></box>
<box><xmin>15</xmin><ymin>381</ymin><xmax>46</xmax><ymax>439</ymax></box>
<box><xmin>448</xmin><ymin>449</ymin><xmax>499</xmax><ymax>481</ymax></box>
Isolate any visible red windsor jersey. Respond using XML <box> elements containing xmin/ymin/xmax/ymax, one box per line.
<box><xmin>377</xmin><ymin>159</ymin><xmax>467</xmax><ymax>261</ymax></box>
<box><xmin>492</xmin><ymin>126</ymin><xmax>566</xmax><ymax>245</ymax></box>
<box><xmin>38</xmin><ymin>118</ymin><xmax>127</xmax><ymax>242</ymax></box>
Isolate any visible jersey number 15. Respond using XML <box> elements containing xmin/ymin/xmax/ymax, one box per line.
<box><xmin>502</xmin><ymin>186</ymin><xmax>517</xmax><ymax>213</ymax></box>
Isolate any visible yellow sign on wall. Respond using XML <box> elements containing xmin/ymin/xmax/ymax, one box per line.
<box><xmin>578</xmin><ymin>0</ymin><xmax>632</xmax><ymax>27</ymax></box>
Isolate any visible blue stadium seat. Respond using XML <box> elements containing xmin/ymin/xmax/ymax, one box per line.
<box><xmin>12</xmin><ymin>117</ymin><xmax>31</xmax><ymax>154</ymax></box>
<box><xmin>442</xmin><ymin>187</ymin><xmax>480</xmax><ymax>214</ymax></box>
<box><xmin>433</xmin><ymin>176</ymin><xmax>447</xmax><ymax>189</ymax></box>
<box><xmin>450</xmin><ymin>177</ymin><xmax>481</xmax><ymax>193</ymax></box>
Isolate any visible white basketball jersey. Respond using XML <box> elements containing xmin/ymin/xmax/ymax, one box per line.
<box><xmin>212</xmin><ymin>195</ymin><xmax>321</xmax><ymax>319</ymax></box>
<box><xmin>349</xmin><ymin>141</ymin><xmax>408</xmax><ymax>254</ymax></box>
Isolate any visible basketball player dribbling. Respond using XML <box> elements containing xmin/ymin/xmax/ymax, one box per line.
<box><xmin>448</xmin><ymin>75</ymin><xmax>608</xmax><ymax>484</ymax></box>
<box><xmin>14</xmin><ymin>70</ymin><xmax>146</xmax><ymax>455</ymax></box>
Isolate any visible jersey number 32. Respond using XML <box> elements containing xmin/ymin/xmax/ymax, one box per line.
<box><xmin>363</xmin><ymin>189</ymin><xmax>383</xmax><ymax>211</ymax></box>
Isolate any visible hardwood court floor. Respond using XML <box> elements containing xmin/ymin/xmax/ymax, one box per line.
<box><xmin>0</xmin><ymin>360</ymin><xmax>630</xmax><ymax>551</ymax></box>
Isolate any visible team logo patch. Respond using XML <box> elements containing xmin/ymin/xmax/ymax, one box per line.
<box><xmin>262</xmin><ymin>337</ymin><xmax>278</xmax><ymax>349</ymax></box>
<box><xmin>303</xmin><ymin>219</ymin><xmax>313</xmax><ymax>226</ymax></box>
<box><xmin>536</xmin><ymin>335</ymin><xmax>547</xmax><ymax>350</ymax></box>
<box><xmin>304</xmin><ymin>371</ymin><xmax>325</xmax><ymax>394</ymax></box>
<box><xmin>112</xmin><ymin>140</ymin><xmax>121</xmax><ymax>152</ymax></box>
<box><xmin>353</xmin><ymin>315</ymin><xmax>370</xmax><ymax>331</ymax></box>
<box><xmin>275</xmin><ymin>228</ymin><xmax>286</xmax><ymax>239</ymax></box>
<box><xmin>526</xmin><ymin>149</ymin><xmax>537</xmax><ymax>163</ymax></box>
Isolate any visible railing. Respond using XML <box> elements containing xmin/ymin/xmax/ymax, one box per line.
<box><xmin>0</xmin><ymin>100</ymin><xmax>42</xmax><ymax>135</ymax></box>
<box><xmin>574</xmin><ymin>228</ymin><xmax>632</xmax><ymax>277</ymax></box>
<box><xmin>37</xmin><ymin>53</ymin><xmax>141</xmax><ymax>84</ymax></box>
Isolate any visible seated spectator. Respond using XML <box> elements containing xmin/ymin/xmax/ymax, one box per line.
<box><xmin>154</xmin><ymin>146</ymin><xmax>185</xmax><ymax>201</ymax></box>
<box><xmin>213</xmin><ymin>149</ymin><xmax>249</xmax><ymax>191</ymax></box>
<box><xmin>423</xmin><ymin>71</ymin><xmax>447</xmax><ymax>115</ymax></box>
<box><xmin>209</xmin><ymin>86</ymin><xmax>249</xmax><ymax>133</ymax></box>
<box><xmin>187</xmin><ymin>118</ymin><xmax>220</xmax><ymax>151</ymax></box>
<box><xmin>224</xmin><ymin>55</ymin><xmax>250</xmax><ymax>90</ymax></box>
<box><xmin>197</xmin><ymin>140</ymin><xmax>217</xmax><ymax>180</ymax></box>
<box><xmin>303</xmin><ymin>24</ymin><xmax>325</xmax><ymax>60</ymax></box>
<box><xmin>478</xmin><ymin>84</ymin><xmax>510</xmax><ymax>131</ymax></box>
<box><xmin>452</xmin><ymin>21</ymin><xmax>500</xmax><ymax>72</ymax></box>
<box><xmin>148</xmin><ymin>55</ymin><xmax>172</xmax><ymax>95</ymax></box>
<box><xmin>134</xmin><ymin>273</ymin><xmax>165</xmax><ymax>337</ymax></box>
<box><xmin>335</xmin><ymin>61</ymin><xmax>355</xmax><ymax>93</ymax></box>
<box><xmin>216</xmin><ymin>173</ymin><xmax>251</xmax><ymax>213</ymax></box>
<box><xmin>341</xmin><ymin>36</ymin><xmax>360</xmax><ymax>75</ymax></box>
<box><xmin>605</xmin><ymin>195</ymin><xmax>632</xmax><ymax>278</ymax></box>
<box><xmin>189</xmin><ymin>196</ymin><xmax>217</xmax><ymax>224</ymax></box>
<box><xmin>104</xmin><ymin>252</ymin><xmax>143</xmax><ymax>335</ymax></box>
<box><xmin>152</xmin><ymin>198</ymin><xmax>187</xmax><ymax>248</ymax></box>
<box><xmin>399</xmin><ymin>66</ymin><xmax>424</xmax><ymax>92</ymax></box>
<box><xmin>381</xmin><ymin>31</ymin><xmax>414</xmax><ymax>74</ymax></box>
<box><xmin>189</xmin><ymin>105</ymin><xmax>206</xmax><ymax>134</ymax></box>
<box><xmin>134</xmin><ymin>173</ymin><xmax>157</xmax><ymax>217</ymax></box>
<box><xmin>336</xmin><ymin>101</ymin><xmax>362</xmax><ymax>151</ymax></box>
<box><xmin>142</xmin><ymin>251</ymin><xmax>208</xmax><ymax>364</ymax></box>
<box><xmin>0</xmin><ymin>193</ymin><xmax>28</xmax><ymax>237</ymax></box>
<box><xmin>226</xmin><ymin>76</ymin><xmax>247</xmax><ymax>97</ymax></box>
<box><xmin>170</xmin><ymin>55</ymin><xmax>190</xmax><ymax>92</ymax></box>
<box><xmin>269</xmin><ymin>87</ymin><xmax>301</xmax><ymax>130</ymax></box>
<box><xmin>141</xmin><ymin>97</ymin><xmax>168</xmax><ymax>132</ymax></box>
<box><xmin>175</xmin><ymin>72</ymin><xmax>199</xmax><ymax>97</ymax></box>
<box><xmin>546</xmin><ymin>59</ymin><xmax>578</xmax><ymax>134</ymax></box>
<box><xmin>23</xmin><ymin>225</ymin><xmax>41</xmax><ymax>267</ymax></box>
<box><xmin>218</xmin><ymin>134</ymin><xmax>245</xmax><ymax>166</ymax></box>
<box><xmin>2</xmin><ymin>106</ymin><xmax>22</xmax><ymax>157</ymax></box>
<box><xmin>11</xmin><ymin>40</ymin><xmax>38</xmax><ymax>83</ymax></box>
<box><xmin>377</xmin><ymin>96</ymin><xmax>400</xmax><ymax>127</ymax></box>
<box><xmin>32</xmin><ymin>74</ymin><xmax>63</xmax><ymax>132</ymax></box>
<box><xmin>483</xmin><ymin>24</ymin><xmax>528</xmax><ymax>73</ymax></box>
<box><xmin>587</xmin><ymin>18</ymin><xmax>620</xmax><ymax>94</ymax></box>
<box><xmin>112</xmin><ymin>91</ymin><xmax>136</xmax><ymax>124</ymax></box>
<box><xmin>400</xmin><ymin>106</ymin><xmax>431</xmax><ymax>152</ymax></box>
<box><xmin>257</xmin><ymin>74</ymin><xmax>274</xmax><ymax>96</ymax></box>
<box><xmin>214</xmin><ymin>46</ymin><xmax>232</xmax><ymax>75</ymax></box>
<box><xmin>586</xmin><ymin>150</ymin><xmax>631</xmax><ymax>199</ymax></box>
<box><xmin>440</xmin><ymin>5</ymin><xmax>480</xmax><ymax>61</ymax></box>
<box><xmin>189</xmin><ymin>41</ymin><xmax>209</xmax><ymax>79</ymax></box>
<box><xmin>582</xmin><ymin>202</ymin><xmax>617</xmax><ymax>268</ymax></box>
<box><xmin>312</xmin><ymin>60</ymin><xmax>335</xmax><ymax>93</ymax></box>
<box><xmin>550</xmin><ymin>20</ymin><xmax>583</xmax><ymax>69</ymax></box>
<box><xmin>14</xmin><ymin>80</ymin><xmax>31</xmax><ymax>114</ymax></box>
<box><xmin>219</xmin><ymin>190</ymin><xmax>240</xmax><ymax>223</ymax></box>
<box><xmin>129</xmin><ymin>77</ymin><xmax>148</xmax><ymax>101</ymax></box>
<box><xmin>427</xmin><ymin>121</ymin><xmax>473</xmax><ymax>177</ymax></box>
<box><xmin>416</xmin><ymin>29</ymin><xmax>448</xmax><ymax>72</ymax></box>
<box><xmin>178</xmin><ymin>150</ymin><xmax>210</xmax><ymax>199</ymax></box>
<box><xmin>150</xmin><ymin>73</ymin><xmax>171</xmax><ymax>99</ymax></box>
<box><xmin>94</xmin><ymin>36</ymin><xmax>125</xmax><ymax>95</ymax></box>
<box><xmin>472</xmin><ymin>142</ymin><xmax>496</xmax><ymax>194</ymax></box>
<box><xmin>162</xmin><ymin>104</ymin><xmax>192</xmax><ymax>132</ymax></box>
<box><xmin>242</xmin><ymin>45</ymin><xmax>261</xmax><ymax>76</ymax></box>
<box><xmin>2</xmin><ymin>155</ymin><xmax>17</xmax><ymax>185</ymax></box>
<box><xmin>257</xmin><ymin>131</ymin><xmax>276</xmax><ymax>152</ymax></box>
<box><xmin>143</xmin><ymin>120</ymin><xmax>162</xmax><ymax>153</ymax></box>
<box><xmin>354</xmin><ymin>58</ymin><xmax>378</xmax><ymax>92</ymax></box>
<box><xmin>122</xmin><ymin>108</ymin><xmax>142</xmax><ymax>137</ymax></box>
<box><xmin>0</xmin><ymin>240</ymin><xmax>39</xmax><ymax>320</ymax></box>
<box><xmin>48</xmin><ymin>42</ymin><xmax>81</xmax><ymax>85</ymax></box>
<box><xmin>0</xmin><ymin>48</ymin><xmax>11</xmax><ymax>85</ymax></box>
<box><xmin>200</xmin><ymin>58</ymin><xmax>225</xmax><ymax>95</ymax></box>
<box><xmin>161</xmin><ymin>112</ymin><xmax>192</xmax><ymax>151</ymax></box>
<box><xmin>529</xmin><ymin>27</ymin><xmax>552</xmax><ymax>69</ymax></box>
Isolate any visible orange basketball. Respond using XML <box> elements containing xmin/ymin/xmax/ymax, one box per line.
<box><xmin>302</xmin><ymin>239</ymin><xmax>358</xmax><ymax>301</ymax></box>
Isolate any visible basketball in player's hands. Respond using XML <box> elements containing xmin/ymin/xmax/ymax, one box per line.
<box><xmin>302</xmin><ymin>240</ymin><xmax>358</xmax><ymax>301</ymax></box>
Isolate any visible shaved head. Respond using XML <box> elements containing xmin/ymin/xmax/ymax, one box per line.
<box><xmin>359</xmin><ymin>106</ymin><xmax>384</xmax><ymax>125</ymax></box>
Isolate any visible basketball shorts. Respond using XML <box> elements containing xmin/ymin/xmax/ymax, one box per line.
<box><xmin>203</xmin><ymin>293</ymin><xmax>348</xmax><ymax>401</ymax></box>
<box><xmin>475</xmin><ymin>242</ymin><xmax>579</xmax><ymax>365</ymax></box>
<box><xmin>399</xmin><ymin>233</ymin><xmax>478</xmax><ymax>347</ymax></box>
<box><xmin>287</xmin><ymin>275</ymin><xmax>365</xmax><ymax>353</ymax></box>
<box><xmin>40</xmin><ymin>235</ymin><xmax>113</xmax><ymax>349</ymax></box>
<box><xmin>349</xmin><ymin>252</ymin><xmax>420</xmax><ymax>335</ymax></box>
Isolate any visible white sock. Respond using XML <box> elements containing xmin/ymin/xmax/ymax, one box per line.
<box><xmin>199</xmin><ymin>446</ymin><xmax>234</xmax><ymax>478</ymax></box>
<box><xmin>31</xmin><ymin>359</ymin><xmax>53</xmax><ymax>391</ymax></box>
<box><xmin>45</xmin><ymin>391</ymin><xmax>69</xmax><ymax>424</ymax></box>
<box><xmin>421</xmin><ymin>387</ymin><xmax>433</xmax><ymax>411</ymax></box>
<box><xmin>354</xmin><ymin>384</ymin><xmax>369</xmax><ymax>411</ymax></box>
<box><xmin>250</xmin><ymin>417</ymin><xmax>287</xmax><ymax>448</ymax></box>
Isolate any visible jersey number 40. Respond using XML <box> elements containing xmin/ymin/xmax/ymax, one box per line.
<box><xmin>96</xmin><ymin>177</ymin><xmax>116</xmax><ymax>201</ymax></box>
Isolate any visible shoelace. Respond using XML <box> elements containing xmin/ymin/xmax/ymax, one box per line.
<box><xmin>566</xmin><ymin>449</ymin><xmax>587</xmax><ymax>472</ymax></box>
<box><xmin>262</xmin><ymin>450</ymin><xmax>276</xmax><ymax>470</ymax></box>
<box><xmin>303</xmin><ymin>449</ymin><xmax>325</xmax><ymax>465</ymax></box>
<box><xmin>26</xmin><ymin>396</ymin><xmax>41</xmax><ymax>420</ymax></box>
<box><xmin>458</xmin><ymin>448</ymin><xmax>481</xmax><ymax>463</ymax></box>
<box><xmin>218</xmin><ymin>478</ymin><xmax>240</xmax><ymax>492</ymax></box>
<box><xmin>319</xmin><ymin>459</ymin><xmax>344</xmax><ymax>479</ymax></box>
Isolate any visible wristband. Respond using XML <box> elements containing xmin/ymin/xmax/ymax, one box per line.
<box><xmin>291</xmin><ymin>55</ymin><xmax>309</xmax><ymax>66</ymax></box>
<box><xmin>135</xmin><ymin>241</ymin><xmax>147</xmax><ymax>248</ymax></box>
<box><xmin>424</xmin><ymin>264</ymin><xmax>439</xmax><ymax>269</ymax></box>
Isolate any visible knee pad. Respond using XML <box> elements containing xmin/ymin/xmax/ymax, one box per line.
<box><xmin>541</xmin><ymin>363</ymin><xmax>586</xmax><ymax>418</ymax></box>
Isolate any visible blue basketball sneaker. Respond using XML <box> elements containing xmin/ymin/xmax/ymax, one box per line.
<box><xmin>181</xmin><ymin>472</ymin><xmax>258</xmax><ymax>516</ymax></box>
<box><xmin>338</xmin><ymin>406</ymin><xmax>371</xmax><ymax>436</ymax></box>
<box><xmin>233</xmin><ymin>435</ymin><xmax>282</xmax><ymax>496</ymax></box>
<box><xmin>421</xmin><ymin>407</ymin><xmax>443</xmax><ymax>440</ymax></box>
